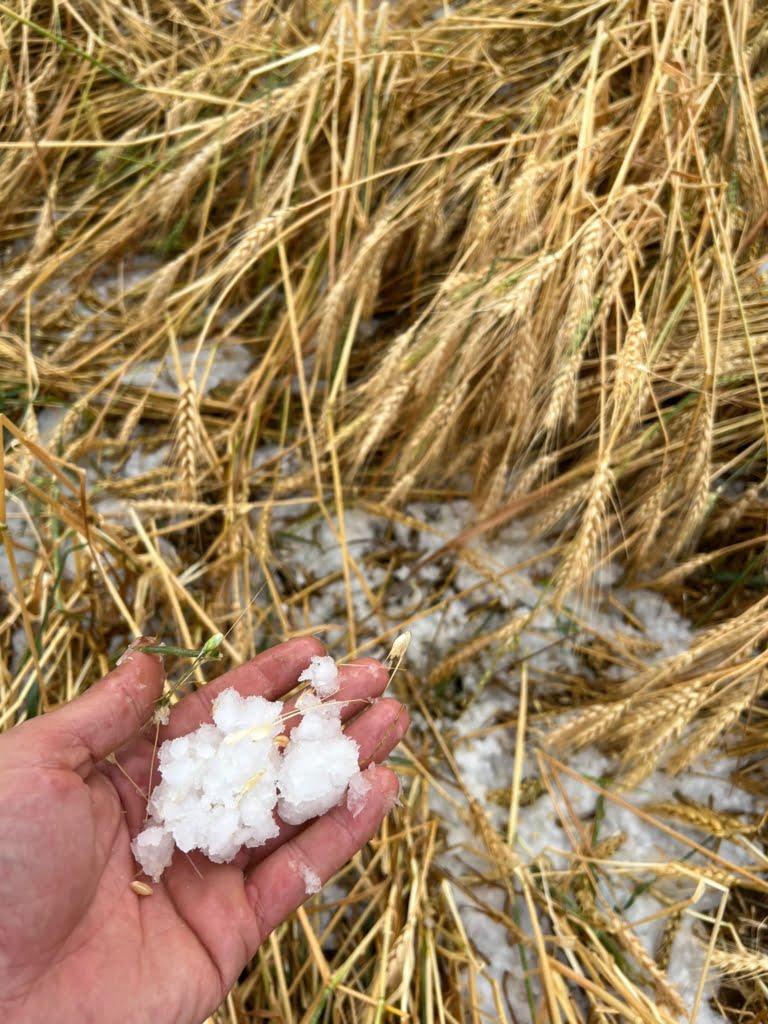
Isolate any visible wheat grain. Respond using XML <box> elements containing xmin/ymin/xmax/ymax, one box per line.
<box><xmin>152</xmin><ymin>71</ymin><xmax>324</xmax><ymax>221</ymax></box>
<box><xmin>654</xmin><ymin>910</ymin><xmax>682</xmax><ymax>973</ymax></box>
<box><xmin>428</xmin><ymin>613</ymin><xmax>530</xmax><ymax>685</ymax></box>
<box><xmin>496</xmin><ymin>157</ymin><xmax>543</xmax><ymax>246</ymax></box>
<box><xmin>671</xmin><ymin>391</ymin><xmax>715</xmax><ymax>556</ymax></box>
<box><xmin>604</xmin><ymin>911</ymin><xmax>687</xmax><ymax>1019</ymax></box>
<box><xmin>545</xmin><ymin>698</ymin><xmax>630</xmax><ymax>751</ymax></box>
<box><xmin>29</xmin><ymin>183</ymin><xmax>57</xmax><ymax>263</ymax></box>
<box><xmin>396</xmin><ymin>378</ymin><xmax>468</xmax><ymax>481</ymax></box>
<box><xmin>542</xmin><ymin>353</ymin><xmax>581</xmax><ymax>435</ymax></box>
<box><xmin>172</xmin><ymin>379</ymin><xmax>217</xmax><ymax>503</ymax></box>
<box><xmin>532</xmin><ymin>480</ymin><xmax>592</xmax><ymax>537</ymax></box>
<box><xmin>316</xmin><ymin>215</ymin><xmax>393</xmax><ymax>355</ymax></box>
<box><xmin>138</xmin><ymin>254</ymin><xmax>188</xmax><ymax>320</ymax></box>
<box><xmin>708</xmin><ymin>482</ymin><xmax>763</xmax><ymax>536</ymax></box>
<box><xmin>352</xmin><ymin>377</ymin><xmax>410</xmax><ymax>474</ymax></box>
<box><xmin>16</xmin><ymin>407</ymin><xmax>40</xmax><ymax>479</ymax></box>
<box><xmin>710</xmin><ymin>948</ymin><xmax>768</xmax><ymax>979</ymax></box>
<box><xmin>667</xmin><ymin>673</ymin><xmax>768</xmax><ymax>773</ymax></box>
<box><xmin>255</xmin><ymin>501</ymin><xmax>272</xmax><ymax>565</ymax></box>
<box><xmin>554</xmin><ymin>458</ymin><xmax>613</xmax><ymax>601</ymax></box>
<box><xmin>509</xmin><ymin>453</ymin><xmax>557</xmax><ymax>499</ymax></box>
<box><xmin>618</xmin><ymin>680</ymin><xmax>710</xmax><ymax>746</ymax></box>
<box><xmin>591</xmin><ymin>832</ymin><xmax>627</xmax><ymax>860</ymax></box>
<box><xmin>415</xmin><ymin>187</ymin><xmax>446</xmax><ymax>264</ymax></box>
<box><xmin>612</xmin><ymin>310</ymin><xmax>648</xmax><ymax>431</ymax></box>
<box><xmin>478</xmin><ymin>433</ymin><xmax>515</xmax><ymax>516</ymax></box>
<box><xmin>630</xmin><ymin>472</ymin><xmax>668</xmax><ymax>570</ymax></box>
<box><xmin>643</xmin><ymin>798</ymin><xmax>755</xmax><ymax>839</ymax></box>
<box><xmin>465</xmin><ymin>171</ymin><xmax>499</xmax><ymax>267</ymax></box>
<box><xmin>220</xmin><ymin>209</ymin><xmax>287</xmax><ymax>276</ymax></box>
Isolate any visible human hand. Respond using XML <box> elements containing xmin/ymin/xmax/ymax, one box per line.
<box><xmin>0</xmin><ymin>637</ymin><xmax>408</xmax><ymax>1024</ymax></box>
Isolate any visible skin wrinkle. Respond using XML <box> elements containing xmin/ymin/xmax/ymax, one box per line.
<box><xmin>244</xmin><ymin>883</ymin><xmax>273</xmax><ymax>962</ymax></box>
<box><xmin>57</xmin><ymin>719</ymin><xmax>118</xmax><ymax>780</ymax></box>
<box><xmin>0</xmin><ymin>774</ymin><xmax>97</xmax><ymax>950</ymax></box>
<box><xmin>161</xmin><ymin>872</ymin><xmax>229</xmax><ymax>1015</ymax></box>
<box><xmin>26</xmin><ymin>782</ymin><xmax>115</xmax><ymax>973</ymax></box>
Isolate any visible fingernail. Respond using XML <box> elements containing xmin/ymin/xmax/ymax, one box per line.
<box><xmin>117</xmin><ymin>636</ymin><xmax>163</xmax><ymax>666</ymax></box>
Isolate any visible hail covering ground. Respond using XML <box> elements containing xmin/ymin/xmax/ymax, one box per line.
<box><xmin>269</xmin><ymin>501</ymin><xmax>745</xmax><ymax>1023</ymax></box>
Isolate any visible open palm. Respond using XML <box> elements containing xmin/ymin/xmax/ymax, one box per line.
<box><xmin>0</xmin><ymin>637</ymin><xmax>408</xmax><ymax>1024</ymax></box>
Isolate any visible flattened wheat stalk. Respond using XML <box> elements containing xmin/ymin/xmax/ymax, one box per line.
<box><xmin>611</xmin><ymin>309</ymin><xmax>648</xmax><ymax>432</ymax></box>
<box><xmin>427</xmin><ymin>612</ymin><xmax>530</xmax><ymax>685</ymax></box>
<box><xmin>605</xmin><ymin>911</ymin><xmax>687</xmax><ymax>1019</ymax></box>
<box><xmin>671</xmin><ymin>390</ymin><xmax>715</xmax><ymax>556</ymax></box>
<box><xmin>173</xmin><ymin>379</ymin><xmax>216</xmax><ymax>503</ymax></box>
<box><xmin>152</xmin><ymin>71</ymin><xmax>324</xmax><ymax>221</ymax></box>
<box><xmin>317</xmin><ymin>214</ymin><xmax>394</xmax><ymax>354</ymax></box>
<box><xmin>545</xmin><ymin>697</ymin><xmax>630</xmax><ymax>751</ymax></box>
<box><xmin>543</xmin><ymin>220</ymin><xmax>603</xmax><ymax>433</ymax></box>
<box><xmin>710</xmin><ymin>949</ymin><xmax>768</xmax><ymax>980</ymax></box>
<box><xmin>667</xmin><ymin>672</ymin><xmax>768</xmax><ymax>773</ymax></box>
<box><xmin>554</xmin><ymin>457</ymin><xmax>613</xmax><ymax>602</ymax></box>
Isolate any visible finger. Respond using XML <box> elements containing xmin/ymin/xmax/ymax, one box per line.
<box><xmin>351</xmin><ymin>697</ymin><xmax>409</xmax><ymax>768</ymax></box>
<box><xmin>238</xmin><ymin>697</ymin><xmax>409</xmax><ymax>868</ymax></box>
<box><xmin>243</xmin><ymin>766</ymin><xmax>399</xmax><ymax>948</ymax></box>
<box><xmin>39</xmin><ymin>638</ymin><xmax>165</xmax><ymax>776</ymax></box>
<box><xmin>159</xmin><ymin>636</ymin><xmax>325</xmax><ymax>740</ymax></box>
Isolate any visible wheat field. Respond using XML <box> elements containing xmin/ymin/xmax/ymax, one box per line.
<box><xmin>1</xmin><ymin>1</ymin><xmax>768</xmax><ymax>1021</ymax></box>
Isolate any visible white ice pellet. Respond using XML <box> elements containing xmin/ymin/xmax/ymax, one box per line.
<box><xmin>132</xmin><ymin>655</ymin><xmax>366</xmax><ymax>882</ymax></box>
<box><xmin>277</xmin><ymin>711</ymin><xmax>360</xmax><ymax>825</ymax></box>
<box><xmin>131</xmin><ymin>825</ymin><xmax>175</xmax><ymax>882</ymax></box>
<box><xmin>213</xmin><ymin>689</ymin><xmax>282</xmax><ymax>736</ymax></box>
<box><xmin>346</xmin><ymin>769</ymin><xmax>373</xmax><ymax>817</ymax></box>
<box><xmin>292</xmin><ymin>858</ymin><xmax>322</xmax><ymax>895</ymax></box>
<box><xmin>297</xmin><ymin>655</ymin><xmax>340</xmax><ymax>697</ymax></box>
<box><xmin>295</xmin><ymin>689</ymin><xmax>335</xmax><ymax>717</ymax></box>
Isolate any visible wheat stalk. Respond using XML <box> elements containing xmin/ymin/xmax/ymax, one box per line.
<box><xmin>667</xmin><ymin>673</ymin><xmax>768</xmax><ymax>773</ymax></box>
<box><xmin>611</xmin><ymin>309</ymin><xmax>649</xmax><ymax>432</ymax></box>
<box><xmin>710</xmin><ymin>948</ymin><xmax>768</xmax><ymax>980</ymax></box>
<box><xmin>554</xmin><ymin>457</ymin><xmax>613</xmax><ymax>602</ymax></box>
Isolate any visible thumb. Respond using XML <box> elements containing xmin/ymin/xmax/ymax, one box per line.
<box><xmin>39</xmin><ymin>637</ymin><xmax>166</xmax><ymax>774</ymax></box>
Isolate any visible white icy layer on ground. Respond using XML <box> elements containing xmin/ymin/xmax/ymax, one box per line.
<box><xmin>118</xmin><ymin>341</ymin><xmax>252</xmax><ymax>394</ymax></box>
<box><xmin>270</xmin><ymin>499</ymin><xmax>745</xmax><ymax>1021</ymax></box>
<box><xmin>441</xmin><ymin>692</ymin><xmax>750</xmax><ymax>1022</ymax></box>
<box><xmin>132</xmin><ymin>657</ymin><xmax>366</xmax><ymax>881</ymax></box>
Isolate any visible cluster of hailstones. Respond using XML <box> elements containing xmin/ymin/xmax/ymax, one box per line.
<box><xmin>132</xmin><ymin>656</ymin><xmax>372</xmax><ymax>882</ymax></box>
